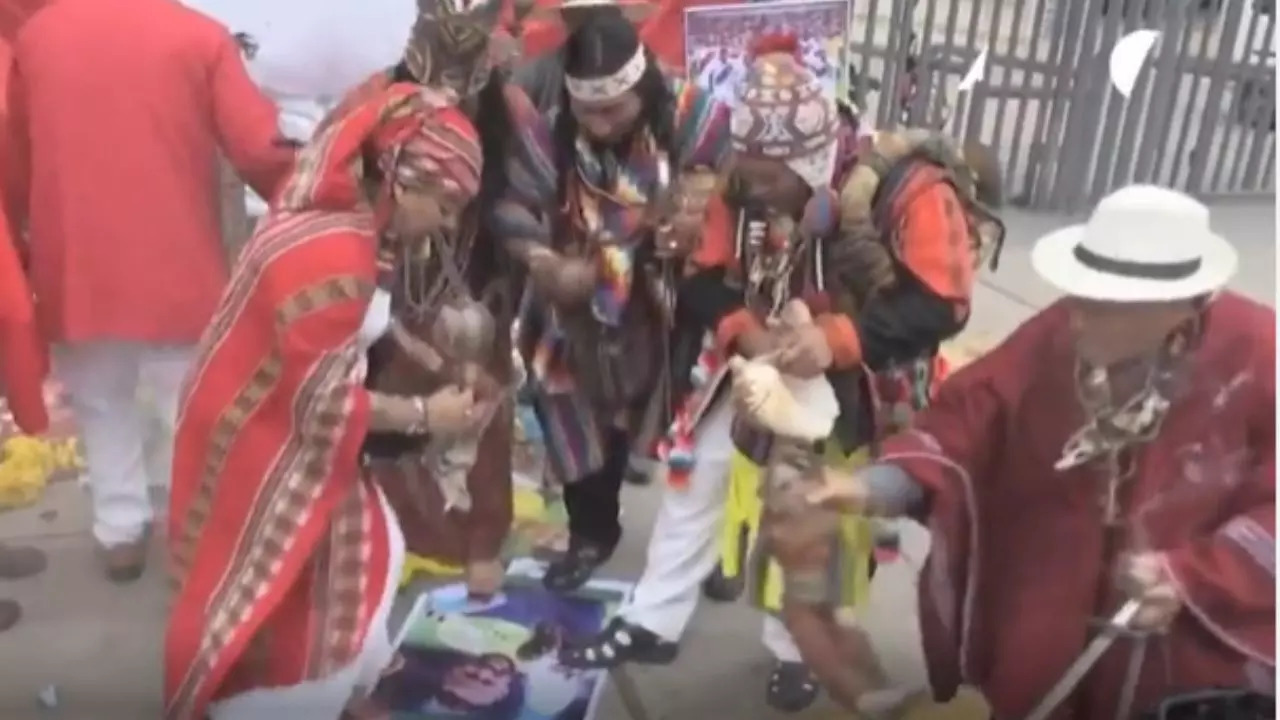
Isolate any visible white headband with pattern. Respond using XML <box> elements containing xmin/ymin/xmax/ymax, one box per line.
<box><xmin>565</xmin><ymin>45</ymin><xmax>647</xmax><ymax>102</ymax></box>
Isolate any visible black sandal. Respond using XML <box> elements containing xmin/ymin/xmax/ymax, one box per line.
<box><xmin>542</xmin><ymin>540</ymin><xmax>614</xmax><ymax>593</ymax></box>
<box><xmin>767</xmin><ymin>661</ymin><xmax>821</xmax><ymax>712</ymax></box>
<box><xmin>558</xmin><ymin>617</ymin><xmax>679</xmax><ymax>669</ymax></box>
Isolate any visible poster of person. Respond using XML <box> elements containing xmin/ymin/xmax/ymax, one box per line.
<box><xmin>365</xmin><ymin>562</ymin><xmax>631</xmax><ymax>720</ymax></box>
<box><xmin>684</xmin><ymin>0</ymin><xmax>852</xmax><ymax>105</ymax></box>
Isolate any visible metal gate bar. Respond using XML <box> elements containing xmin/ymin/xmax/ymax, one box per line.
<box><xmin>842</xmin><ymin>0</ymin><xmax>1275</xmax><ymax>209</ymax></box>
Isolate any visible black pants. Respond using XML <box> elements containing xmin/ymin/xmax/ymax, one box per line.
<box><xmin>563</xmin><ymin>427</ymin><xmax>630</xmax><ymax>551</ymax></box>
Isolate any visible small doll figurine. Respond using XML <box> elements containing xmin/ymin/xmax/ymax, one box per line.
<box><xmin>729</xmin><ymin>301</ymin><xmax>899</xmax><ymax>714</ymax></box>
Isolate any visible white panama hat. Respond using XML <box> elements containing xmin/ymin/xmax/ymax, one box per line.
<box><xmin>1031</xmin><ymin>185</ymin><xmax>1239</xmax><ymax>302</ymax></box>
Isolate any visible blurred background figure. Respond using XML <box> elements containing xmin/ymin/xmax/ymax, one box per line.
<box><xmin>5</xmin><ymin>0</ymin><xmax>293</xmax><ymax>584</ymax></box>
<box><xmin>183</xmin><ymin>0</ymin><xmax>416</xmax><ymax>235</ymax></box>
<box><xmin>0</xmin><ymin>142</ymin><xmax>48</xmax><ymax>633</ymax></box>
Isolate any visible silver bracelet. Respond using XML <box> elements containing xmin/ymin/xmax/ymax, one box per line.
<box><xmin>407</xmin><ymin>396</ymin><xmax>429</xmax><ymax>434</ymax></box>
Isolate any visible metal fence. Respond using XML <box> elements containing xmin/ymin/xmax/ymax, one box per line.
<box><xmin>845</xmin><ymin>0</ymin><xmax>1276</xmax><ymax>211</ymax></box>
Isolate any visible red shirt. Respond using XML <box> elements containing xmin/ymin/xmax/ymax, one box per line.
<box><xmin>7</xmin><ymin>0</ymin><xmax>293</xmax><ymax>344</ymax></box>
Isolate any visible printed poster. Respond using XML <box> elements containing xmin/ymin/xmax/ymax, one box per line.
<box><xmin>684</xmin><ymin>0</ymin><xmax>852</xmax><ymax>105</ymax></box>
<box><xmin>368</xmin><ymin>562</ymin><xmax>632</xmax><ymax>720</ymax></box>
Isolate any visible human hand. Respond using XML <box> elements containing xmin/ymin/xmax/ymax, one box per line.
<box><xmin>776</xmin><ymin>325</ymin><xmax>833</xmax><ymax>378</ymax></box>
<box><xmin>1118</xmin><ymin>552</ymin><xmax>1182</xmax><ymax>632</ymax></box>
<box><xmin>526</xmin><ymin>247</ymin><xmax>561</xmax><ymax>291</ymax></box>
<box><xmin>466</xmin><ymin>559</ymin><xmax>504</xmax><ymax>599</ymax></box>
<box><xmin>805</xmin><ymin>466</ymin><xmax>868</xmax><ymax>515</ymax></box>
<box><xmin>463</xmin><ymin>365</ymin><xmax>503</xmax><ymax>402</ymax></box>
<box><xmin>735</xmin><ymin>325</ymin><xmax>781</xmax><ymax>359</ymax></box>
<box><xmin>529</xmin><ymin>249</ymin><xmax>597</xmax><ymax>307</ymax></box>
<box><xmin>424</xmin><ymin>385</ymin><xmax>479</xmax><ymax>436</ymax></box>
<box><xmin>551</xmin><ymin>256</ymin><xmax>598</xmax><ymax>305</ymax></box>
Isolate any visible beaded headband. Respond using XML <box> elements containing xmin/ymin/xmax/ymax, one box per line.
<box><xmin>565</xmin><ymin>45</ymin><xmax>647</xmax><ymax>102</ymax></box>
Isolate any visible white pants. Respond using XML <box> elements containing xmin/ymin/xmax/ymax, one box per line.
<box><xmin>210</xmin><ymin>486</ymin><xmax>407</xmax><ymax>720</ymax></box>
<box><xmin>620</xmin><ymin>396</ymin><xmax>801</xmax><ymax>662</ymax></box>
<box><xmin>55</xmin><ymin>341</ymin><xmax>195</xmax><ymax>547</ymax></box>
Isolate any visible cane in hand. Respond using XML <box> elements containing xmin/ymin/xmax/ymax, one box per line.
<box><xmin>1023</xmin><ymin>599</ymin><xmax>1142</xmax><ymax>720</ymax></box>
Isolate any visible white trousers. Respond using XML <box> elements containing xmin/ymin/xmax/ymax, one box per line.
<box><xmin>55</xmin><ymin>341</ymin><xmax>195</xmax><ymax>547</ymax></box>
<box><xmin>209</xmin><ymin>486</ymin><xmax>407</xmax><ymax>720</ymax></box>
<box><xmin>620</xmin><ymin>396</ymin><xmax>801</xmax><ymax>662</ymax></box>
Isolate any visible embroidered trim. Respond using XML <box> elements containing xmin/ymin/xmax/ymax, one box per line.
<box><xmin>1220</xmin><ymin>516</ymin><xmax>1276</xmax><ymax>576</ymax></box>
<box><xmin>565</xmin><ymin>45</ymin><xmax>646</xmax><ymax>102</ymax></box>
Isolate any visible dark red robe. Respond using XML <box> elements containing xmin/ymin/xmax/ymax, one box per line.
<box><xmin>880</xmin><ymin>292</ymin><xmax>1275</xmax><ymax>719</ymax></box>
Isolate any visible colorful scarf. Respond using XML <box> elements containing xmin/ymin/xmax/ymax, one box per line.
<box><xmin>523</xmin><ymin>78</ymin><xmax>729</xmax><ymax>485</ymax></box>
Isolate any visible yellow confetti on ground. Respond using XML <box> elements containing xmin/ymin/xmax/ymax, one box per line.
<box><xmin>0</xmin><ymin>435</ymin><xmax>84</xmax><ymax>510</ymax></box>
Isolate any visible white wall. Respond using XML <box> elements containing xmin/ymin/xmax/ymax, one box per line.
<box><xmin>179</xmin><ymin>0</ymin><xmax>416</xmax><ymax>100</ymax></box>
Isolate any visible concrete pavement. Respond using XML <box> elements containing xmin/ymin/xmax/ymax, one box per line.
<box><xmin>0</xmin><ymin>200</ymin><xmax>1272</xmax><ymax>720</ymax></box>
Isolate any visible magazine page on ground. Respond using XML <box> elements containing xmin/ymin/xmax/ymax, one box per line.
<box><xmin>367</xmin><ymin>564</ymin><xmax>632</xmax><ymax>720</ymax></box>
<box><xmin>0</xmin><ymin>381</ymin><xmax>84</xmax><ymax>510</ymax></box>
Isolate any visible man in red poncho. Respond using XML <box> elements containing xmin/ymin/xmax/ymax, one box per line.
<box><xmin>808</xmin><ymin>185</ymin><xmax>1275</xmax><ymax>719</ymax></box>
<box><xmin>7</xmin><ymin>0</ymin><xmax>293</xmax><ymax>583</ymax></box>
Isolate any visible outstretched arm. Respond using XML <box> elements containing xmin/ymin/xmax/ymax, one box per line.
<box><xmin>209</xmin><ymin>32</ymin><xmax>295</xmax><ymax>202</ymax></box>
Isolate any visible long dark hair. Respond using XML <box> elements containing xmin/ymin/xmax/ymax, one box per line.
<box><xmin>552</xmin><ymin>14</ymin><xmax>675</xmax><ymax>240</ymax></box>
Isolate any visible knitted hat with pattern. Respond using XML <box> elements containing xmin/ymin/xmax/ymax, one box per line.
<box><xmin>730</xmin><ymin>34</ymin><xmax>840</xmax><ymax>189</ymax></box>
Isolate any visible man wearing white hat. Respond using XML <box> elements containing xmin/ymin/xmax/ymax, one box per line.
<box><xmin>808</xmin><ymin>185</ymin><xmax>1275</xmax><ymax>719</ymax></box>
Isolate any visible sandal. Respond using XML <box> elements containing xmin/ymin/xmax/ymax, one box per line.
<box><xmin>701</xmin><ymin>566</ymin><xmax>744</xmax><ymax>603</ymax></box>
<box><xmin>559</xmin><ymin>617</ymin><xmax>679</xmax><ymax>669</ymax></box>
<box><xmin>767</xmin><ymin>661</ymin><xmax>821</xmax><ymax>713</ymax></box>
<box><xmin>542</xmin><ymin>540</ymin><xmax>614</xmax><ymax>593</ymax></box>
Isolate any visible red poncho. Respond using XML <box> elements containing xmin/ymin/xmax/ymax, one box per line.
<box><xmin>882</xmin><ymin>292</ymin><xmax>1275</xmax><ymax>719</ymax></box>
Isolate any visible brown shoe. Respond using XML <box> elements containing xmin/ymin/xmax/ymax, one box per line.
<box><xmin>98</xmin><ymin>539</ymin><xmax>147</xmax><ymax>584</ymax></box>
<box><xmin>0</xmin><ymin>544</ymin><xmax>47</xmax><ymax>581</ymax></box>
<box><xmin>0</xmin><ymin>598</ymin><xmax>20</xmax><ymax>633</ymax></box>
